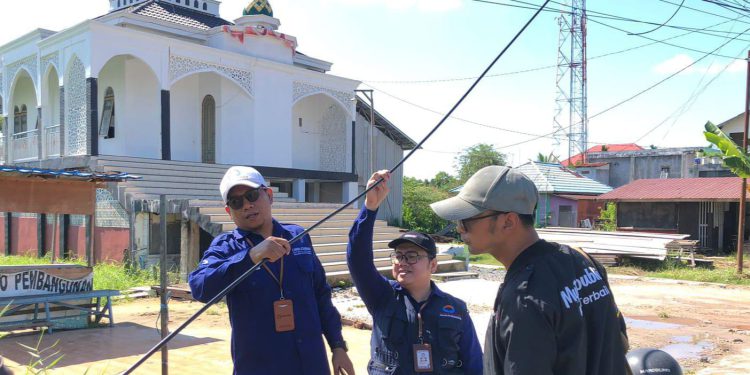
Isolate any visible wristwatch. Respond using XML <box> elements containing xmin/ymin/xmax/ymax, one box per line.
<box><xmin>331</xmin><ymin>340</ymin><xmax>348</xmax><ymax>352</ymax></box>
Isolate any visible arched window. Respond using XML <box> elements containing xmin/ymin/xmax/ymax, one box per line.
<box><xmin>117</xmin><ymin>0</ymin><xmax>121</xmax><ymax>7</ymax></box>
<box><xmin>203</xmin><ymin>2</ymin><xmax>207</xmax><ymax>10</ymax></box>
<box><xmin>201</xmin><ymin>95</ymin><xmax>216</xmax><ymax>164</ymax></box>
<box><xmin>176</xmin><ymin>0</ymin><xmax>180</xmax><ymax>3</ymax></box>
<box><xmin>194</xmin><ymin>0</ymin><xmax>198</xmax><ymax>8</ymax></box>
<box><xmin>99</xmin><ymin>87</ymin><xmax>116</xmax><ymax>139</ymax></box>
<box><xmin>14</xmin><ymin>105</ymin><xmax>28</xmax><ymax>134</ymax></box>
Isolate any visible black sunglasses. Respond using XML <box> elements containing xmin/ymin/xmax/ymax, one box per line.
<box><xmin>226</xmin><ymin>187</ymin><xmax>266</xmax><ymax>210</ymax></box>
<box><xmin>457</xmin><ymin>211</ymin><xmax>508</xmax><ymax>232</ymax></box>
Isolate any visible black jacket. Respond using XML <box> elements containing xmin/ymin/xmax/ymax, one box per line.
<box><xmin>484</xmin><ymin>240</ymin><xmax>628</xmax><ymax>375</ymax></box>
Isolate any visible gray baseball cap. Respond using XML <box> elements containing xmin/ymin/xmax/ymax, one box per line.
<box><xmin>430</xmin><ymin>165</ymin><xmax>538</xmax><ymax>220</ymax></box>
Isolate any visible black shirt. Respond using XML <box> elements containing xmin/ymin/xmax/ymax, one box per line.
<box><xmin>484</xmin><ymin>240</ymin><xmax>629</xmax><ymax>375</ymax></box>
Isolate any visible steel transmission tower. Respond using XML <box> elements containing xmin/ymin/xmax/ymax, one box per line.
<box><xmin>552</xmin><ymin>0</ymin><xmax>588</xmax><ymax>164</ymax></box>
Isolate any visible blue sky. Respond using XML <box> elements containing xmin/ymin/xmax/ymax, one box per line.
<box><xmin>1</xmin><ymin>0</ymin><xmax>747</xmax><ymax>179</ymax></box>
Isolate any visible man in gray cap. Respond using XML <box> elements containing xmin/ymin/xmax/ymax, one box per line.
<box><xmin>431</xmin><ymin>165</ymin><xmax>629</xmax><ymax>375</ymax></box>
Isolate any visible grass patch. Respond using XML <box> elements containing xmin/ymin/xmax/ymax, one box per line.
<box><xmin>608</xmin><ymin>256</ymin><xmax>750</xmax><ymax>286</ymax></box>
<box><xmin>455</xmin><ymin>253</ymin><xmax>504</xmax><ymax>267</ymax></box>
<box><xmin>0</xmin><ymin>255</ymin><xmax>178</xmax><ymax>291</ymax></box>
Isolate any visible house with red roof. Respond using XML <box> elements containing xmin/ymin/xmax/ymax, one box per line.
<box><xmin>597</xmin><ymin>177</ymin><xmax>746</xmax><ymax>251</ymax></box>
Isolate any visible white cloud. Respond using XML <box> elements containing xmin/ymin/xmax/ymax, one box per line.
<box><xmin>653</xmin><ymin>54</ymin><xmax>746</xmax><ymax>75</ymax></box>
<box><xmin>653</xmin><ymin>54</ymin><xmax>695</xmax><ymax>74</ymax></box>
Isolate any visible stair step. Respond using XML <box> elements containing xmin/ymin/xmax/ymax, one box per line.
<box><xmin>319</xmin><ymin>251</ymin><xmax>453</xmax><ymax>264</ymax></box>
<box><xmin>310</xmin><ymin>233</ymin><xmax>397</xmax><ymax>244</ymax></box>
<box><xmin>313</xmin><ymin>240</ymin><xmax>392</xmax><ymax>253</ymax></box>
<box><xmin>431</xmin><ymin>271</ymin><xmax>479</xmax><ymax>282</ymax></box>
<box><xmin>218</xmin><ymin>220</ymin><xmax>389</xmax><ymax>232</ymax></box>
<box><xmin>325</xmin><ymin>260</ymin><xmax>466</xmax><ymax>284</ymax></box>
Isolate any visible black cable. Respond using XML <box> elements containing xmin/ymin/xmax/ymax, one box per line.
<box><xmin>495</xmin><ymin>23</ymin><xmax>750</xmax><ymax>151</ymax></box>
<box><xmin>119</xmin><ymin>0</ymin><xmax>553</xmax><ymax>373</ymax></box>
<box><xmin>658</xmin><ymin>0</ymin><xmax>750</xmax><ymax>25</ymax></box>
<box><xmin>364</xmin><ymin>16</ymin><xmax>740</xmax><ymax>85</ymax></box>
<box><xmin>629</xmin><ymin>0</ymin><xmax>685</xmax><ymax>35</ymax></box>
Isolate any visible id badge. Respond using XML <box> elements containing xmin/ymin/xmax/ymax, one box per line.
<box><xmin>413</xmin><ymin>343</ymin><xmax>433</xmax><ymax>372</ymax></box>
<box><xmin>273</xmin><ymin>299</ymin><xmax>295</xmax><ymax>332</ymax></box>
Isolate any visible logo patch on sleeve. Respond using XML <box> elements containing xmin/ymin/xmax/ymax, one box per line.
<box><xmin>292</xmin><ymin>246</ymin><xmax>313</xmax><ymax>256</ymax></box>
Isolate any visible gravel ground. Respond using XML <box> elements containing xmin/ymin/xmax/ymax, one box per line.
<box><xmin>331</xmin><ymin>268</ymin><xmax>505</xmax><ymax>332</ymax></box>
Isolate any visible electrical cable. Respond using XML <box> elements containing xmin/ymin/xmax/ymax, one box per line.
<box><xmin>119</xmin><ymin>0</ymin><xmax>553</xmax><ymax>373</ymax></box>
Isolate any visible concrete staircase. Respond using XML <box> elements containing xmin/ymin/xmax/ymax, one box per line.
<box><xmin>92</xmin><ymin>155</ymin><xmax>297</xmax><ymax>207</ymax></box>
<box><xmin>92</xmin><ymin>155</ymin><xmax>465</xmax><ymax>282</ymax></box>
<box><xmin>189</xmin><ymin>202</ymin><xmax>465</xmax><ymax>283</ymax></box>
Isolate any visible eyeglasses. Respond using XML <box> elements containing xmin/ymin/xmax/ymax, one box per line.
<box><xmin>389</xmin><ymin>251</ymin><xmax>431</xmax><ymax>265</ymax></box>
<box><xmin>226</xmin><ymin>187</ymin><xmax>266</xmax><ymax>210</ymax></box>
<box><xmin>457</xmin><ymin>211</ymin><xmax>508</xmax><ymax>232</ymax></box>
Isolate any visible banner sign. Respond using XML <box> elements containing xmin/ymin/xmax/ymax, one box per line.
<box><xmin>0</xmin><ymin>265</ymin><xmax>93</xmax><ymax>298</ymax></box>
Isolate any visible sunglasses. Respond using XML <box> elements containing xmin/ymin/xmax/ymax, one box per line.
<box><xmin>457</xmin><ymin>211</ymin><xmax>508</xmax><ymax>232</ymax></box>
<box><xmin>389</xmin><ymin>251</ymin><xmax>431</xmax><ymax>265</ymax></box>
<box><xmin>226</xmin><ymin>187</ymin><xmax>266</xmax><ymax>210</ymax></box>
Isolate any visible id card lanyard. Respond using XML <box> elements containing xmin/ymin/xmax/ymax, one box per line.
<box><xmin>414</xmin><ymin>299</ymin><xmax>434</xmax><ymax>372</ymax></box>
<box><xmin>245</xmin><ymin>237</ymin><xmax>295</xmax><ymax>332</ymax></box>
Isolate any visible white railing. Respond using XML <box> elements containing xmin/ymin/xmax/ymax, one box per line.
<box><xmin>45</xmin><ymin>125</ymin><xmax>61</xmax><ymax>158</ymax></box>
<box><xmin>0</xmin><ymin>135</ymin><xmax>5</xmax><ymax>164</ymax></box>
<box><xmin>12</xmin><ymin>129</ymin><xmax>39</xmax><ymax>161</ymax></box>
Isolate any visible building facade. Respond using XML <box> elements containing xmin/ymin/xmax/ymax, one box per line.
<box><xmin>0</xmin><ymin>0</ymin><xmax>415</xmax><ymax>261</ymax></box>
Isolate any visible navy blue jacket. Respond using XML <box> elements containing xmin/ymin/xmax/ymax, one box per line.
<box><xmin>347</xmin><ymin>207</ymin><xmax>483</xmax><ymax>374</ymax></box>
<box><xmin>188</xmin><ymin>219</ymin><xmax>344</xmax><ymax>375</ymax></box>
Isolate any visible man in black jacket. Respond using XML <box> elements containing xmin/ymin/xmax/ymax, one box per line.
<box><xmin>430</xmin><ymin>165</ymin><xmax>629</xmax><ymax>375</ymax></box>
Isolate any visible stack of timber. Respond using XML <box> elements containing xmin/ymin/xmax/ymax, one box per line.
<box><xmin>538</xmin><ymin>227</ymin><xmax>690</xmax><ymax>265</ymax></box>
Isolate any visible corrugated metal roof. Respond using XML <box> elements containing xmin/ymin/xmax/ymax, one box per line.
<box><xmin>562</xmin><ymin>143</ymin><xmax>643</xmax><ymax>166</ymax></box>
<box><xmin>516</xmin><ymin>162</ymin><xmax>612</xmax><ymax>195</ymax></box>
<box><xmin>598</xmin><ymin>177</ymin><xmax>744</xmax><ymax>202</ymax></box>
<box><xmin>0</xmin><ymin>165</ymin><xmax>141</xmax><ymax>182</ymax></box>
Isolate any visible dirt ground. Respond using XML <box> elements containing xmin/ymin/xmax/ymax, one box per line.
<box><xmin>1</xmin><ymin>272</ymin><xmax>749</xmax><ymax>374</ymax></box>
<box><xmin>609</xmin><ymin>274</ymin><xmax>750</xmax><ymax>375</ymax></box>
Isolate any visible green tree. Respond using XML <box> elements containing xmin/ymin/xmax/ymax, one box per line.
<box><xmin>454</xmin><ymin>143</ymin><xmax>507</xmax><ymax>182</ymax></box>
<box><xmin>430</xmin><ymin>171</ymin><xmax>459</xmax><ymax>191</ymax></box>
<box><xmin>402</xmin><ymin>177</ymin><xmax>451</xmax><ymax>234</ymax></box>
<box><xmin>704</xmin><ymin>121</ymin><xmax>750</xmax><ymax>177</ymax></box>
<box><xmin>536</xmin><ymin>152</ymin><xmax>559</xmax><ymax>163</ymax></box>
<box><xmin>598</xmin><ymin>203</ymin><xmax>617</xmax><ymax>231</ymax></box>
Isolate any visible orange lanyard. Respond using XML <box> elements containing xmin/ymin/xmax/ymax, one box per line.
<box><xmin>245</xmin><ymin>238</ymin><xmax>285</xmax><ymax>299</ymax></box>
<box><xmin>417</xmin><ymin>298</ymin><xmax>431</xmax><ymax>344</ymax></box>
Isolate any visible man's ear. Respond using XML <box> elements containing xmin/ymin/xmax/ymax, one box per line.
<box><xmin>266</xmin><ymin>187</ymin><xmax>274</xmax><ymax>204</ymax></box>
<box><xmin>225</xmin><ymin>206</ymin><xmax>230</xmax><ymax>214</ymax></box>
<box><xmin>429</xmin><ymin>257</ymin><xmax>438</xmax><ymax>273</ymax></box>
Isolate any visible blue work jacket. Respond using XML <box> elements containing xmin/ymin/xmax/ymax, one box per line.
<box><xmin>188</xmin><ymin>219</ymin><xmax>344</xmax><ymax>375</ymax></box>
<box><xmin>347</xmin><ymin>207</ymin><xmax>483</xmax><ymax>374</ymax></box>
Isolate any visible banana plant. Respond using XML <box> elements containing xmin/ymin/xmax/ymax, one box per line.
<box><xmin>704</xmin><ymin>121</ymin><xmax>750</xmax><ymax>178</ymax></box>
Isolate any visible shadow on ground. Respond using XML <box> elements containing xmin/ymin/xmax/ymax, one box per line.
<box><xmin>0</xmin><ymin>322</ymin><xmax>220</xmax><ymax>367</ymax></box>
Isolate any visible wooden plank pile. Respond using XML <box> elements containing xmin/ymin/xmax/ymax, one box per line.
<box><xmin>538</xmin><ymin>227</ymin><xmax>690</xmax><ymax>265</ymax></box>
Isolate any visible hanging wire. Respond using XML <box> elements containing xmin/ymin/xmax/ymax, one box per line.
<box><xmin>119</xmin><ymin>1</ymin><xmax>553</xmax><ymax>373</ymax></box>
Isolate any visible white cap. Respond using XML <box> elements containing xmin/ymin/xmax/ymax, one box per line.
<box><xmin>219</xmin><ymin>166</ymin><xmax>267</xmax><ymax>203</ymax></box>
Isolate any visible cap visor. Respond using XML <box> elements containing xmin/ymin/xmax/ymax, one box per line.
<box><xmin>388</xmin><ymin>238</ymin><xmax>435</xmax><ymax>254</ymax></box>
<box><xmin>430</xmin><ymin>196</ymin><xmax>484</xmax><ymax>221</ymax></box>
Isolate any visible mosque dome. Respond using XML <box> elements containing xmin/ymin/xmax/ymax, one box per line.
<box><xmin>243</xmin><ymin>0</ymin><xmax>273</xmax><ymax>17</ymax></box>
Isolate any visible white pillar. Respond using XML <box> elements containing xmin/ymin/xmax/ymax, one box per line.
<box><xmin>293</xmin><ymin>179</ymin><xmax>306</xmax><ymax>203</ymax></box>
<box><xmin>342</xmin><ymin>182</ymin><xmax>359</xmax><ymax>208</ymax></box>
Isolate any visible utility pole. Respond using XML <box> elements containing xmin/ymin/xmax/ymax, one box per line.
<box><xmin>160</xmin><ymin>195</ymin><xmax>170</xmax><ymax>374</ymax></box>
<box><xmin>738</xmin><ymin>50</ymin><xmax>749</xmax><ymax>275</ymax></box>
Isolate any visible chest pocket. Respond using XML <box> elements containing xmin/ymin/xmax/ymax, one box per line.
<box><xmin>437</xmin><ymin>315</ymin><xmax>464</xmax><ymax>373</ymax></box>
<box><xmin>369</xmin><ymin>305</ymin><xmax>407</xmax><ymax>375</ymax></box>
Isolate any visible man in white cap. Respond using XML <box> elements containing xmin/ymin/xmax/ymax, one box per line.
<box><xmin>430</xmin><ymin>165</ymin><xmax>629</xmax><ymax>375</ymax></box>
<box><xmin>189</xmin><ymin>166</ymin><xmax>354</xmax><ymax>375</ymax></box>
